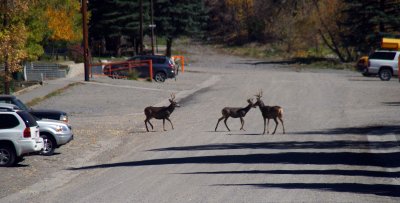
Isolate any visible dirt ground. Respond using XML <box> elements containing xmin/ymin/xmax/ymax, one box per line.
<box><xmin>1</xmin><ymin>43</ymin><xmax>399</xmax><ymax>202</ymax></box>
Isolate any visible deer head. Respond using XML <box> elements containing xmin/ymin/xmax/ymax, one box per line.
<box><xmin>254</xmin><ymin>90</ymin><xmax>264</xmax><ymax>107</ymax></box>
<box><xmin>247</xmin><ymin>98</ymin><xmax>256</xmax><ymax>108</ymax></box>
<box><xmin>169</xmin><ymin>93</ymin><xmax>180</xmax><ymax>107</ymax></box>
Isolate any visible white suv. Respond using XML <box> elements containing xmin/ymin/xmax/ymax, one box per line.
<box><xmin>365</xmin><ymin>50</ymin><xmax>399</xmax><ymax>81</ymax></box>
<box><xmin>0</xmin><ymin>106</ymin><xmax>44</xmax><ymax>167</ymax></box>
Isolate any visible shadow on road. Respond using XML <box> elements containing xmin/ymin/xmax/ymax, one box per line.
<box><xmin>181</xmin><ymin>169</ymin><xmax>400</xmax><ymax>178</ymax></box>
<box><xmin>292</xmin><ymin>125</ymin><xmax>400</xmax><ymax>135</ymax></box>
<box><xmin>69</xmin><ymin>151</ymin><xmax>400</xmax><ymax>170</ymax></box>
<box><xmin>382</xmin><ymin>102</ymin><xmax>400</xmax><ymax>106</ymax></box>
<box><xmin>233</xmin><ymin>57</ymin><xmax>336</xmax><ymax>66</ymax></box>
<box><xmin>147</xmin><ymin>140</ymin><xmax>399</xmax><ymax>151</ymax></box>
<box><xmin>214</xmin><ymin>183</ymin><xmax>400</xmax><ymax>197</ymax></box>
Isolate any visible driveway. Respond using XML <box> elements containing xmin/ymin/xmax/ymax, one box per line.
<box><xmin>2</xmin><ymin>44</ymin><xmax>400</xmax><ymax>202</ymax></box>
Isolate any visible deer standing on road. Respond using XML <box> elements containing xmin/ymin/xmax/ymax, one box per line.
<box><xmin>144</xmin><ymin>93</ymin><xmax>180</xmax><ymax>132</ymax></box>
<box><xmin>215</xmin><ymin>98</ymin><xmax>256</xmax><ymax>131</ymax></box>
<box><xmin>254</xmin><ymin>90</ymin><xmax>285</xmax><ymax>134</ymax></box>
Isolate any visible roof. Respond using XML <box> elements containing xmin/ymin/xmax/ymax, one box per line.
<box><xmin>0</xmin><ymin>95</ymin><xmax>16</xmax><ymax>99</ymax></box>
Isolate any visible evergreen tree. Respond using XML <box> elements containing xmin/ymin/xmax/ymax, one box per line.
<box><xmin>89</xmin><ymin>0</ymin><xmax>150</xmax><ymax>56</ymax></box>
<box><xmin>341</xmin><ymin>0</ymin><xmax>400</xmax><ymax>54</ymax></box>
<box><xmin>154</xmin><ymin>0</ymin><xmax>207</xmax><ymax>56</ymax></box>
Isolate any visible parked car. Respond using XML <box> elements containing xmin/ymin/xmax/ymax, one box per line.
<box><xmin>103</xmin><ymin>55</ymin><xmax>176</xmax><ymax>82</ymax></box>
<box><xmin>36</xmin><ymin>118</ymin><xmax>73</xmax><ymax>156</ymax></box>
<box><xmin>0</xmin><ymin>105</ymin><xmax>44</xmax><ymax>167</ymax></box>
<box><xmin>0</xmin><ymin>95</ymin><xmax>69</xmax><ymax>123</ymax></box>
<box><xmin>0</xmin><ymin>103</ymin><xmax>73</xmax><ymax>156</ymax></box>
<box><xmin>363</xmin><ymin>50</ymin><xmax>399</xmax><ymax>80</ymax></box>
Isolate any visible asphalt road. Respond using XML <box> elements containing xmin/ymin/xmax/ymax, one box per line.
<box><xmin>2</xmin><ymin>46</ymin><xmax>400</xmax><ymax>202</ymax></box>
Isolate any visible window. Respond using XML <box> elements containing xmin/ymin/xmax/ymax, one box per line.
<box><xmin>0</xmin><ymin>114</ymin><xmax>19</xmax><ymax>129</ymax></box>
<box><xmin>16</xmin><ymin>111</ymin><xmax>37</xmax><ymax>127</ymax></box>
<box><xmin>369</xmin><ymin>52</ymin><xmax>396</xmax><ymax>60</ymax></box>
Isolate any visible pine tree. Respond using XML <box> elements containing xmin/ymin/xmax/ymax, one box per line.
<box><xmin>341</xmin><ymin>0</ymin><xmax>400</xmax><ymax>54</ymax></box>
<box><xmin>89</xmin><ymin>0</ymin><xmax>150</xmax><ymax>56</ymax></box>
<box><xmin>154</xmin><ymin>0</ymin><xmax>207</xmax><ymax>56</ymax></box>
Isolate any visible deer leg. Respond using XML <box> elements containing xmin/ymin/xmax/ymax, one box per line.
<box><xmin>267</xmin><ymin>119</ymin><xmax>270</xmax><ymax>134</ymax></box>
<box><xmin>239</xmin><ymin>117</ymin><xmax>245</xmax><ymax>131</ymax></box>
<box><xmin>166</xmin><ymin>117</ymin><xmax>174</xmax><ymax>130</ymax></box>
<box><xmin>163</xmin><ymin>119</ymin><xmax>166</xmax><ymax>131</ymax></box>
<box><xmin>224</xmin><ymin>117</ymin><xmax>231</xmax><ymax>131</ymax></box>
<box><xmin>263</xmin><ymin>118</ymin><xmax>266</xmax><ymax>134</ymax></box>
<box><xmin>215</xmin><ymin>117</ymin><xmax>224</xmax><ymax>131</ymax></box>
<box><xmin>278</xmin><ymin>117</ymin><xmax>285</xmax><ymax>134</ymax></box>
<box><xmin>272</xmin><ymin>118</ymin><xmax>279</xmax><ymax>134</ymax></box>
<box><xmin>145</xmin><ymin>118</ymin><xmax>153</xmax><ymax>132</ymax></box>
<box><xmin>148</xmin><ymin>119</ymin><xmax>154</xmax><ymax>130</ymax></box>
<box><xmin>144</xmin><ymin>119</ymin><xmax>149</xmax><ymax>132</ymax></box>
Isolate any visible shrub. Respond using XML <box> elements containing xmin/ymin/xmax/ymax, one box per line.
<box><xmin>126</xmin><ymin>69</ymin><xmax>139</xmax><ymax>80</ymax></box>
<box><xmin>67</xmin><ymin>44</ymin><xmax>84</xmax><ymax>63</ymax></box>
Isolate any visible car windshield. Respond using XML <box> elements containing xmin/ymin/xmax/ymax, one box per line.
<box><xmin>14</xmin><ymin>99</ymin><xmax>30</xmax><ymax>111</ymax></box>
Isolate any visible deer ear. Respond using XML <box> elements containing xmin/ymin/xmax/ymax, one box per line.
<box><xmin>169</xmin><ymin>99</ymin><xmax>173</xmax><ymax>103</ymax></box>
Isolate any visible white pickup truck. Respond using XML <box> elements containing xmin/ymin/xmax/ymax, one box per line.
<box><xmin>365</xmin><ymin>50</ymin><xmax>399</xmax><ymax>81</ymax></box>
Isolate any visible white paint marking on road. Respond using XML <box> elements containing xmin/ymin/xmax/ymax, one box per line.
<box><xmin>84</xmin><ymin>81</ymin><xmax>176</xmax><ymax>92</ymax></box>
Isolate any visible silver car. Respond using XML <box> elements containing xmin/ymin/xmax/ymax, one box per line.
<box><xmin>365</xmin><ymin>50</ymin><xmax>400</xmax><ymax>81</ymax></box>
<box><xmin>0</xmin><ymin>103</ymin><xmax>73</xmax><ymax>156</ymax></box>
<box><xmin>37</xmin><ymin>118</ymin><xmax>73</xmax><ymax>156</ymax></box>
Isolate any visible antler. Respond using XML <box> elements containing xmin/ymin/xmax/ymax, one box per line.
<box><xmin>255</xmin><ymin>89</ymin><xmax>263</xmax><ymax>99</ymax></box>
<box><xmin>170</xmin><ymin>93</ymin><xmax>176</xmax><ymax>101</ymax></box>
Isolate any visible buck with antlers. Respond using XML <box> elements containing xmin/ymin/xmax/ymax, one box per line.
<box><xmin>254</xmin><ymin>90</ymin><xmax>285</xmax><ymax>134</ymax></box>
<box><xmin>215</xmin><ymin>98</ymin><xmax>256</xmax><ymax>132</ymax></box>
<box><xmin>144</xmin><ymin>93</ymin><xmax>180</xmax><ymax>132</ymax></box>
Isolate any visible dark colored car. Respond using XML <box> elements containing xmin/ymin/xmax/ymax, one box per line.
<box><xmin>103</xmin><ymin>55</ymin><xmax>176</xmax><ymax>82</ymax></box>
<box><xmin>0</xmin><ymin>95</ymin><xmax>68</xmax><ymax>123</ymax></box>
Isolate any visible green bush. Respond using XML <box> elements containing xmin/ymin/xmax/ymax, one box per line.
<box><xmin>126</xmin><ymin>69</ymin><xmax>139</xmax><ymax>80</ymax></box>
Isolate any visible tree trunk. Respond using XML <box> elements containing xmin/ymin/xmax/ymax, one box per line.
<box><xmin>3</xmin><ymin>10</ymin><xmax>10</xmax><ymax>94</ymax></box>
<box><xmin>166</xmin><ymin>38</ymin><xmax>173</xmax><ymax>57</ymax></box>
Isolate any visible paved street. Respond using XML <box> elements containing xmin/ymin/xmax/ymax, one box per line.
<box><xmin>2</xmin><ymin>46</ymin><xmax>400</xmax><ymax>202</ymax></box>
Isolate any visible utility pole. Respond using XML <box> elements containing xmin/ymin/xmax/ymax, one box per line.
<box><xmin>81</xmin><ymin>0</ymin><xmax>90</xmax><ymax>81</ymax></box>
<box><xmin>139</xmin><ymin>0</ymin><xmax>143</xmax><ymax>54</ymax></box>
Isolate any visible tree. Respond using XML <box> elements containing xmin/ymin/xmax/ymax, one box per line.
<box><xmin>206</xmin><ymin>0</ymin><xmax>262</xmax><ymax>43</ymax></box>
<box><xmin>89</xmin><ymin>0</ymin><xmax>148</xmax><ymax>56</ymax></box>
<box><xmin>0</xmin><ymin>0</ymin><xmax>32</xmax><ymax>94</ymax></box>
<box><xmin>43</xmin><ymin>0</ymin><xmax>82</xmax><ymax>59</ymax></box>
<box><xmin>154</xmin><ymin>0</ymin><xmax>208</xmax><ymax>56</ymax></box>
<box><xmin>341</xmin><ymin>0</ymin><xmax>400</xmax><ymax>55</ymax></box>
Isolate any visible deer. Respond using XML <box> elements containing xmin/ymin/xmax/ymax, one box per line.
<box><xmin>254</xmin><ymin>90</ymin><xmax>285</xmax><ymax>135</ymax></box>
<box><xmin>215</xmin><ymin>98</ymin><xmax>256</xmax><ymax>132</ymax></box>
<box><xmin>144</xmin><ymin>93</ymin><xmax>180</xmax><ymax>132</ymax></box>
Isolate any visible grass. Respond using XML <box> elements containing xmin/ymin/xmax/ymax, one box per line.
<box><xmin>26</xmin><ymin>82</ymin><xmax>82</xmax><ymax>107</ymax></box>
<box><xmin>126</xmin><ymin>69</ymin><xmax>139</xmax><ymax>80</ymax></box>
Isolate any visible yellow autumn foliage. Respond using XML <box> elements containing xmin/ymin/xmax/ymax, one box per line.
<box><xmin>0</xmin><ymin>0</ymin><xmax>31</xmax><ymax>81</ymax></box>
<box><xmin>46</xmin><ymin>6</ymin><xmax>81</xmax><ymax>41</ymax></box>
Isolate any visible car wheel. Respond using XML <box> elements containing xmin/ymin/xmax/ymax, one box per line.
<box><xmin>379</xmin><ymin>68</ymin><xmax>392</xmax><ymax>81</ymax></box>
<box><xmin>154</xmin><ymin>72</ymin><xmax>166</xmax><ymax>82</ymax></box>
<box><xmin>41</xmin><ymin>134</ymin><xmax>56</xmax><ymax>156</ymax></box>
<box><xmin>112</xmin><ymin>71</ymin><xmax>120</xmax><ymax>79</ymax></box>
<box><xmin>0</xmin><ymin>144</ymin><xmax>16</xmax><ymax>167</ymax></box>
